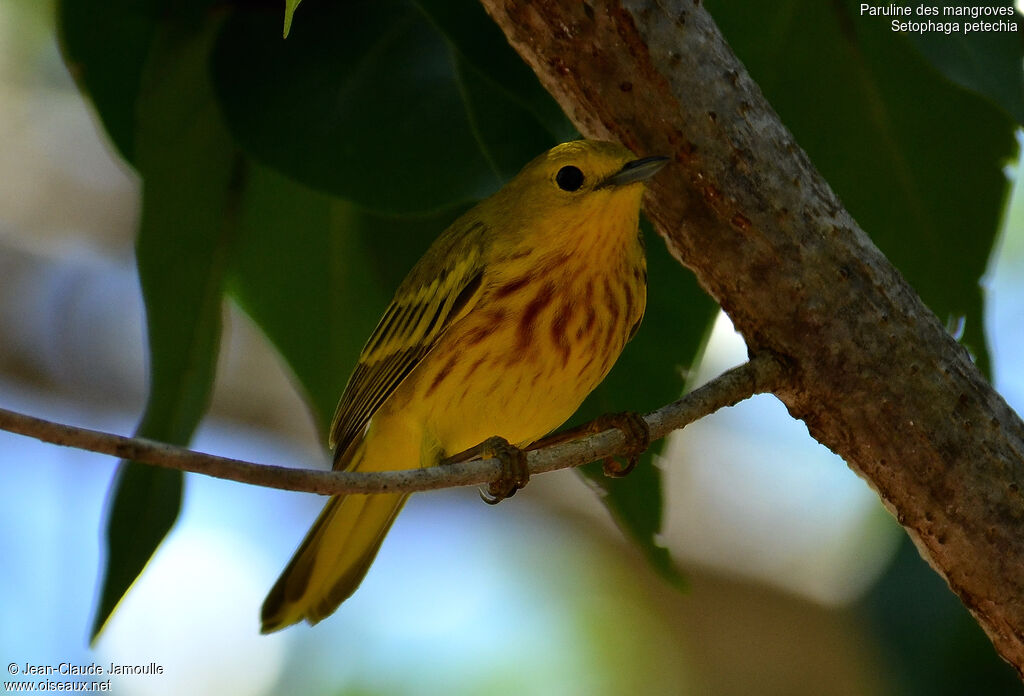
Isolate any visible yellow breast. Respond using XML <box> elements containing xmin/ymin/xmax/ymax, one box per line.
<box><xmin>411</xmin><ymin>232</ymin><xmax>646</xmax><ymax>455</ymax></box>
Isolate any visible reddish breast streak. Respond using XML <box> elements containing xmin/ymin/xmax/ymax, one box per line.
<box><xmin>575</xmin><ymin>353</ymin><xmax>596</xmax><ymax>379</ymax></box>
<box><xmin>583</xmin><ymin>304</ymin><xmax>597</xmax><ymax>333</ymax></box>
<box><xmin>425</xmin><ymin>354</ymin><xmax>458</xmax><ymax>398</ymax></box>
<box><xmin>517</xmin><ymin>283</ymin><xmax>555</xmax><ymax>350</ymax></box>
<box><xmin>550</xmin><ymin>302</ymin><xmax>573</xmax><ymax>365</ymax></box>
<box><xmin>463</xmin><ymin>356</ymin><xmax>486</xmax><ymax>382</ymax></box>
<box><xmin>462</xmin><ymin>325</ymin><xmax>489</xmax><ymax>347</ymax></box>
<box><xmin>495</xmin><ymin>276</ymin><xmax>530</xmax><ymax>299</ymax></box>
<box><xmin>602</xmin><ymin>276</ymin><xmax>619</xmax><ymax>325</ymax></box>
<box><xmin>622</xmin><ymin>282</ymin><xmax>633</xmax><ymax>326</ymax></box>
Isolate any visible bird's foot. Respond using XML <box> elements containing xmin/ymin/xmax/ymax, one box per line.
<box><xmin>446</xmin><ymin>436</ymin><xmax>530</xmax><ymax>505</ymax></box>
<box><xmin>477</xmin><ymin>436</ymin><xmax>529</xmax><ymax>505</ymax></box>
<box><xmin>592</xmin><ymin>412</ymin><xmax>650</xmax><ymax>477</ymax></box>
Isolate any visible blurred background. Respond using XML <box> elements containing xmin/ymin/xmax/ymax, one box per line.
<box><xmin>1</xmin><ymin>0</ymin><xmax>1022</xmax><ymax>693</ymax></box>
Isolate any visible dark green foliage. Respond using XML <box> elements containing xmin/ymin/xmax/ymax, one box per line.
<box><xmin>904</xmin><ymin>1</ymin><xmax>1024</xmax><ymax>125</ymax></box>
<box><xmin>212</xmin><ymin>0</ymin><xmax>563</xmax><ymax>212</ymax></box>
<box><xmin>90</xmin><ymin>18</ymin><xmax>238</xmax><ymax>640</ymax></box>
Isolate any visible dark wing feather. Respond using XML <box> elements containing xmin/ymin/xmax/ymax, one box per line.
<box><xmin>329</xmin><ymin>221</ymin><xmax>487</xmax><ymax>467</ymax></box>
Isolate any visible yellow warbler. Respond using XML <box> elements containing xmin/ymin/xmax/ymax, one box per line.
<box><xmin>261</xmin><ymin>140</ymin><xmax>667</xmax><ymax>632</ymax></box>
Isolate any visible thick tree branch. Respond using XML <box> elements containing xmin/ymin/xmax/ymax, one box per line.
<box><xmin>476</xmin><ymin>0</ymin><xmax>1024</xmax><ymax>675</ymax></box>
<box><xmin>0</xmin><ymin>354</ymin><xmax>781</xmax><ymax>494</ymax></box>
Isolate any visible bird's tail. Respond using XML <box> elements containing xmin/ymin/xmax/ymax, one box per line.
<box><xmin>260</xmin><ymin>487</ymin><xmax>408</xmax><ymax>633</ymax></box>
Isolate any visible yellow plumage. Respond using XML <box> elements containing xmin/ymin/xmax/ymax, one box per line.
<box><xmin>261</xmin><ymin>140</ymin><xmax>666</xmax><ymax>632</ymax></box>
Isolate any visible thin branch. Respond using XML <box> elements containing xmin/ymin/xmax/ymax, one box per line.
<box><xmin>0</xmin><ymin>353</ymin><xmax>783</xmax><ymax>495</ymax></box>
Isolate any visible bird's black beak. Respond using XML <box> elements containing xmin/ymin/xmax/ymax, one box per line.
<box><xmin>599</xmin><ymin>156</ymin><xmax>669</xmax><ymax>188</ymax></box>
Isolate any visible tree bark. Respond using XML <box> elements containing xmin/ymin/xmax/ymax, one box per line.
<box><xmin>479</xmin><ymin>0</ymin><xmax>1024</xmax><ymax>675</ymax></box>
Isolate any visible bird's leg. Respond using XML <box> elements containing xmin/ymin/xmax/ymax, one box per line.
<box><xmin>528</xmin><ymin>411</ymin><xmax>650</xmax><ymax>478</ymax></box>
<box><xmin>442</xmin><ymin>436</ymin><xmax>529</xmax><ymax>505</ymax></box>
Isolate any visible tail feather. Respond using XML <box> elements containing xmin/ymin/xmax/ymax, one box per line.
<box><xmin>261</xmin><ymin>491</ymin><xmax>408</xmax><ymax>633</ymax></box>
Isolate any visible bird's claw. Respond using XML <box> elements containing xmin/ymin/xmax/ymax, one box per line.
<box><xmin>594</xmin><ymin>412</ymin><xmax>650</xmax><ymax>478</ymax></box>
<box><xmin>478</xmin><ymin>436</ymin><xmax>529</xmax><ymax>505</ymax></box>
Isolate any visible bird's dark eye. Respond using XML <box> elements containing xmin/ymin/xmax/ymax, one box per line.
<box><xmin>555</xmin><ymin>165</ymin><xmax>585</xmax><ymax>192</ymax></box>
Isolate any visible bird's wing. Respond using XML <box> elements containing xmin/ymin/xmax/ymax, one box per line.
<box><xmin>329</xmin><ymin>221</ymin><xmax>487</xmax><ymax>467</ymax></box>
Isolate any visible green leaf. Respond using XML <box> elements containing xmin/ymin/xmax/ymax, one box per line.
<box><xmin>226</xmin><ymin>167</ymin><xmax>391</xmax><ymax>434</ymax></box>
<box><xmin>705</xmin><ymin>0</ymin><xmax>1020</xmax><ymax>377</ymax></box>
<box><xmin>282</xmin><ymin>0</ymin><xmax>302</xmax><ymax>38</ymax></box>
<box><xmin>57</xmin><ymin>0</ymin><xmax>160</xmax><ymax>162</ymax></box>
<box><xmin>413</xmin><ymin>0</ymin><xmax>576</xmax><ymax>141</ymax></box>
<box><xmin>451</xmin><ymin>53</ymin><xmax>559</xmax><ymax>183</ymax></box>
<box><xmin>904</xmin><ymin>4</ymin><xmax>1024</xmax><ymax>125</ymax></box>
<box><xmin>225</xmin><ymin>163</ymin><xmax>344</xmax><ymax>432</ymax></box>
<box><xmin>212</xmin><ymin>0</ymin><xmax>561</xmax><ymax>214</ymax></box>
<box><xmin>571</xmin><ymin>223</ymin><xmax>718</xmax><ymax>587</ymax></box>
<box><xmin>94</xmin><ymin>464</ymin><xmax>183</xmax><ymax>641</ymax></box>
<box><xmin>91</xmin><ymin>18</ymin><xmax>238</xmax><ymax>641</ymax></box>
<box><xmin>212</xmin><ymin>0</ymin><xmax>494</xmax><ymax>213</ymax></box>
